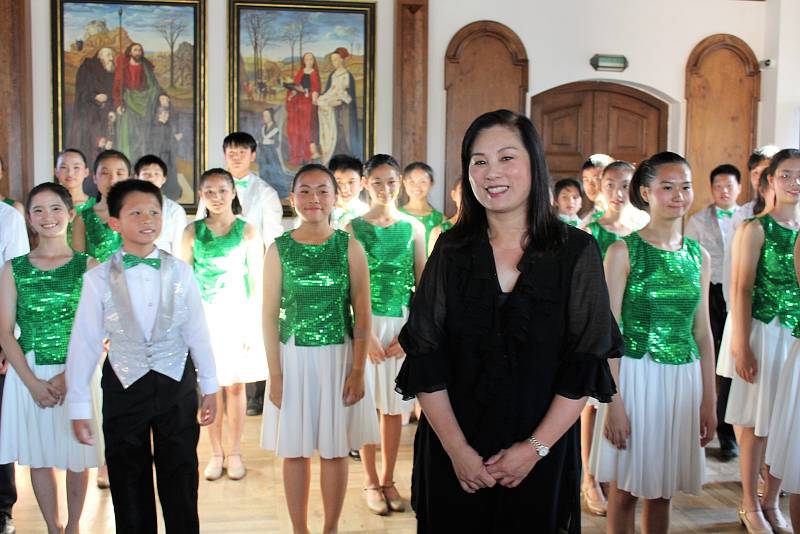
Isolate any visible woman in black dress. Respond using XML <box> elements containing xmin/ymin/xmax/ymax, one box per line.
<box><xmin>396</xmin><ymin>109</ymin><xmax>623</xmax><ymax>533</ymax></box>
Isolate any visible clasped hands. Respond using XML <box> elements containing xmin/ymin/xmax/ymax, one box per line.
<box><xmin>451</xmin><ymin>441</ymin><xmax>540</xmax><ymax>494</ymax></box>
<box><xmin>29</xmin><ymin>372</ymin><xmax>67</xmax><ymax>409</ymax></box>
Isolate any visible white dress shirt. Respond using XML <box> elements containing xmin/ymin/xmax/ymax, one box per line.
<box><xmin>155</xmin><ymin>197</ymin><xmax>188</xmax><ymax>255</ymax></box>
<box><xmin>0</xmin><ymin>202</ymin><xmax>29</xmax><ymax>263</ymax></box>
<box><xmin>66</xmin><ymin>248</ymin><xmax>218</xmax><ymax>420</ymax></box>
<box><xmin>196</xmin><ymin>172</ymin><xmax>283</xmax><ymax>246</ymax></box>
<box><xmin>722</xmin><ymin>199</ymin><xmax>756</xmax><ymax>304</ymax></box>
<box><xmin>686</xmin><ymin>204</ymin><xmax>737</xmax><ymax>286</ymax></box>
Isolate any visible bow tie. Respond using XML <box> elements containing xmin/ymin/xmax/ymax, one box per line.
<box><xmin>123</xmin><ymin>254</ymin><xmax>161</xmax><ymax>270</ymax></box>
<box><xmin>716</xmin><ymin>208</ymin><xmax>734</xmax><ymax>218</ymax></box>
<box><xmin>233</xmin><ymin>177</ymin><xmax>249</xmax><ymax>188</ymax></box>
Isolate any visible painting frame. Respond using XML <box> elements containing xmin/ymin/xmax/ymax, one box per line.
<box><xmin>52</xmin><ymin>0</ymin><xmax>207</xmax><ymax>209</ymax></box>
<box><xmin>228</xmin><ymin>0</ymin><xmax>376</xmax><ymax>212</ymax></box>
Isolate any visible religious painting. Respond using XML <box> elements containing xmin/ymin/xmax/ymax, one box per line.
<box><xmin>229</xmin><ymin>0</ymin><xmax>375</xmax><ymax>203</ymax></box>
<box><xmin>52</xmin><ymin>0</ymin><xmax>206</xmax><ymax>208</ymax></box>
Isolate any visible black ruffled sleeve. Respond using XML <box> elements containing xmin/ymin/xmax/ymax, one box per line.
<box><xmin>555</xmin><ymin>237</ymin><xmax>623</xmax><ymax>402</ymax></box>
<box><xmin>395</xmin><ymin>243</ymin><xmax>450</xmax><ymax>400</ymax></box>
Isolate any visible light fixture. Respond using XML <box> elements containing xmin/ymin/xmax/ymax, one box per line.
<box><xmin>590</xmin><ymin>54</ymin><xmax>628</xmax><ymax>72</ymax></box>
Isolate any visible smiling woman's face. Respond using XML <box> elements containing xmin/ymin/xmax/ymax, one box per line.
<box><xmin>467</xmin><ymin>125</ymin><xmax>531</xmax><ymax>217</ymax></box>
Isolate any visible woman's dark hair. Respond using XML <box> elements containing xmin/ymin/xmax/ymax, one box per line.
<box><xmin>758</xmin><ymin>148</ymin><xmax>800</xmax><ymax>212</ymax></box>
<box><xmin>25</xmin><ymin>182</ymin><xmax>74</xmax><ymax>215</ymax></box>
<box><xmin>629</xmin><ymin>152</ymin><xmax>690</xmax><ymax>211</ymax></box>
<box><xmin>200</xmin><ymin>168</ymin><xmax>243</xmax><ymax>215</ymax></box>
<box><xmin>291</xmin><ymin>163</ymin><xmax>338</xmax><ymax>194</ymax></box>
<box><xmin>364</xmin><ymin>154</ymin><xmax>401</xmax><ymax>177</ymax></box>
<box><xmin>447</xmin><ymin>109</ymin><xmax>564</xmax><ymax>251</ymax></box>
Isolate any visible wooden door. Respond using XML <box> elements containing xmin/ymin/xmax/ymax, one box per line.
<box><xmin>531</xmin><ymin>81</ymin><xmax>668</xmax><ymax>179</ymax></box>
<box><xmin>444</xmin><ymin>21</ymin><xmax>528</xmax><ymax>214</ymax></box>
<box><xmin>686</xmin><ymin>34</ymin><xmax>760</xmax><ymax>209</ymax></box>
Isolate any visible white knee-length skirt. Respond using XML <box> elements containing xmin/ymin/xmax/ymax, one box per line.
<box><xmin>367</xmin><ymin>312</ymin><xmax>415</xmax><ymax>416</ymax></box>
<box><xmin>765</xmin><ymin>337</ymin><xmax>800</xmax><ymax>493</ymax></box>
<box><xmin>0</xmin><ymin>352</ymin><xmax>102</xmax><ymax>470</ymax></box>
<box><xmin>595</xmin><ymin>355</ymin><xmax>705</xmax><ymax>499</ymax></box>
<box><xmin>261</xmin><ymin>337</ymin><xmax>380</xmax><ymax>459</ymax></box>
<box><xmin>725</xmin><ymin>317</ymin><xmax>792</xmax><ymax>436</ymax></box>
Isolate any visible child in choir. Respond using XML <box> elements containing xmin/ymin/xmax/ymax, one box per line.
<box><xmin>734</xmin><ymin>145</ymin><xmax>781</xmax><ymax>226</ymax></box>
<box><xmin>553</xmin><ymin>177</ymin><xmax>582</xmax><ymax>227</ymax></box>
<box><xmin>67</xmin><ymin>179</ymin><xmax>218</xmax><ymax>534</ymax></box>
<box><xmin>329</xmin><ymin>154</ymin><xmax>369</xmax><ymax>229</ymax></box>
<box><xmin>725</xmin><ymin>148</ymin><xmax>800</xmax><ymax>534</ymax></box>
<box><xmin>347</xmin><ymin>154</ymin><xmax>426</xmax><ymax>515</ymax></box>
<box><xmin>579</xmin><ymin>153</ymin><xmax>613</xmax><ymax>223</ymax></box>
<box><xmin>135</xmin><ymin>155</ymin><xmax>187</xmax><ymax>255</ymax></box>
<box><xmin>72</xmin><ymin>149</ymin><xmax>130</xmax><ymax>261</ymax></box>
<box><xmin>399</xmin><ymin>161</ymin><xmax>444</xmax><ymax>252</ymax></box>
<box><xmin>54</xmin><ymin>149</ymin><xmax>92</xmax><ymax>213</ymax></box>
<box><xmin>0</xmin><ymin>183</ymin><xmax>101</xmax><ymax>534</ymax></box>
<box><xmin>0</xmin><ymin>157</ymin><xmax>23</xmax><ymax>216</ymax></box>
<box><xmin>765</xmin><ymin>233</ymin><xmax>800</xmax><ymax>534</ymax></box>
<box><xmin>262</xmin><ymin>164</ymin><xmax>378</xmax><ymax>534</ymax></box>
<box><xmin>685</xmin><ymin>164</ymin><xmax>742</xmax><ymax>461</ymax></box>
<box><xmin>428</xmin><ymin>179</ymin><xmax>463</xmax><ymax>254</ymax></box>
<box><xmin>596</xmin><ymin>152</ymin><xmax>717</xmax><ymax>534</ymax></box>
<box><xmin>182</xmin><ymin>168</ymin><xmax>266</xmax><ymax>481</ymax></box>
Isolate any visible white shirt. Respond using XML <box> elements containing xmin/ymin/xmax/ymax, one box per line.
<box><xmin>155</xmin><ymin>197</ymin><xmax>188</xmax><ymax>255</ymax></box>
<box><xmin>196</xmin><ymin>172</ymin><xmax>283</xmax><ymax>246</ymax></box>
<box><xmin>0</xmin><ymin>202</ymin><xmax>29</xmax><ymax>263</ymax></box>
<box><xmin>686</xmin><ymin>204</ymin><xmax>737</xmax><ymax>286</ymax></box>
<box><xmin>332</xmin><ymin>198</ymin><xmax>370</xmax><ymax>230</ymax></box>
<box><xmin>66</xmin><ymin>249</ymin><xmax>217</xmax><ymax>420</ymax></box>
<box><xmin>722</xmin><ymin>199</ymin><xmax>756</xmax><ymax>305</ymax></box>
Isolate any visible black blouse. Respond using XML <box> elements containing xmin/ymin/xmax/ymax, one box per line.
<box><xmin>396</xmin><ymin>225</ymin><xmax>622</xmax><ymax>533</ymax></box>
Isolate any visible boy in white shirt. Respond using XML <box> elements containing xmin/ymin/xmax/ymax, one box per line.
<box><xmin>553</xmin><ymin>178</ymin><xmax>582</xmax><ymax>227</ymax></box>
<box><xmin>134</xmin><ymin>155</ymin><xmax>188</xmax><ymax>255</ymax></box>
<box><xmin>329</xmin><ymin>154</ymin><xmax>369</xmax><ymax>229</ymax></box>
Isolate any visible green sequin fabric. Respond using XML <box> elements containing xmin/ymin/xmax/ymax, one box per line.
<box><xmin>193</xmin><ymin>218</ymin><xmax>249</xmax><ymax>303</ymax></box>
<box><xmin>400</xmin><ymin>207</ymin><xmax>443</xmax><ymax>250</ymax></box>
<box><xmin>587</xmin><ymin>221</ymin><xmax>622</xmax><ymax>259</ymax></box>
<box><xmin>12</xmin><ymin>253</ymin><xmax>88</xmax><ymax>365</ymax></box>
<box><xmin>83</xmin><ymin>206</ymin><xmax>121</xmax><ymax>262</ymax></box>
<box><xmin>275</xmin><ymin>230</ymin><xmax>352</xmax><ymax>346</ymax></box>
<box><xmin>620</xmin><ymin>233</ymin><xmax>702</xmax><ymax>365</ymax></box>
<box><xmin>751</xmin><ymin>215</ymin><xmax>800</xmax><ymax>329</ymax></box>
<box><xmin>68</xmin><ymin>197</ymin><xmax>96</xmax><ymax>249</ymax></box>
<box><xmin>351</xmin><ymin>217</ymin><xmax>415</xmax><ymax>318</ymax></box>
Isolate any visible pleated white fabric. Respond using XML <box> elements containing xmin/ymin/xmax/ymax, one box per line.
<box><xmin>0</xmin><ymin>352</ymin><xmax>102</xmax><ymax>471</ymax></box>
<box><xmin>366</xmin><ymin>312</ymin><xmax>415</xmax><ymax>415</ymax></box>
<box><xmin>725</xmin><ymin>317</ymin><xmax>792</xmax><ymax>436</ymax></box>
<box><xmin>261</xmin><ymin>337</ymin><xmax>380</xmax><ymax>459</ymax></box>
<box><xmin>766</xmin><ymin>338</ymin><xmax>800</xmax><ymax>493</ymax></box>
<box><xmin>595</xmin><ymin>355</ymin><xmax>705</xmax><ymax>499</ymax></box>
<box><xmin>716</xmin><ymin>314</ymin><xmax>736</xmax><ymax>378</ymax></box>
<box><xmin>204</xmin><ymin>300</ymin><xmax>268</xmax><ymax>387</ymax></box>
<box><xmin>587</xmin><ymin>403</ymin><xmax>606</xmax><ymax>476</ymax></box>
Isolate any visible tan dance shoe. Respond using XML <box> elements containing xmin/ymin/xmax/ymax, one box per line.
<box><xmin>226</xmin><ymin>454</ymin><xmax>247</xmax><ymax>480</ymax></box>
<box><xmin>762</xmin><ymin>507</ymin><xmax>792</xmax><ymax>534</ymax></box>
<box><xmin>363</xmin><ymin>487</ymin><xmax>389</xmax><ymax>515</ymax></box>
<box><xmin>739</xmin><ymin>508</ymin><xmax>775</xmax><ymax>534</ymax></box>
<box><xmin>204</xmin><ymin>454</ymin><xmax>224</xmax><ymax>481</ymax></box>
<box><xmin>581</xmin><ymin>484</ymin><xmax>608</xmax><ymax>516</ymax></box>
<box><xmin>381</xmin><ymin>483</ymin><xmax>406</xmax><ymax>513</ymax></box>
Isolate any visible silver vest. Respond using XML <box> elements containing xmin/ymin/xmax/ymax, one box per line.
<box><xmin>103</xmin><ymin>251</ymin><xmax>190</xmax><ymax>388</ymax></box>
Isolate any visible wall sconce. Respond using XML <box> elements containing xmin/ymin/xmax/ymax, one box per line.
<box><xmin>590</xmin><ymin>54</ymin><xmax>628</xmax><ymax>72</ymax></box>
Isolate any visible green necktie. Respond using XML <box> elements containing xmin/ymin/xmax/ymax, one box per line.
<box><xmin>234</xmin><ymin>177</ymin><xmax>249</xmax><ymax>188</ymax></box>
<box><xmin>716</xmin><ymin>208</ymin><xmax>734</xmax><ymax>218</ymax></box>
<box><xmin>123</xmin><ymin>254</ymin><xmax>161</xmax><ymax>270</ymax></box>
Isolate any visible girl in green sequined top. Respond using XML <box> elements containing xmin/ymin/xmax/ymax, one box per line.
<box><xmin>348</xmin><ymin>154</ymin><xmax>427</xmax><ymax>515</ymax></box>
<box><xmin>72</xmin><ymin>150</ymin><xmax>129</xmax><ymax>261</ymax></box>
<box><xmin>54</xmin><ymin>148</ymin><xmax>95</xmax><ymax>248</ymax></box>
<box><xmin>181</xmin><ymin>168</ymin><xmax>263</xmax><ymax>483</ymax></box>
<box><xmin>428</xmin><ymin>179</ymin><xmax>463</xmax><ymax>255</ymax></box>
<box><xmin>400</xmin><ymin>161</ymin><xmax>444</xmax><ymax>253</ymax></box>
<box><xmin>727</xmin><ymin>149</ymin><xmax>800</xmax><ymax>533</ymax></box>
<box><xmin>261</xmin><ymin>164</ymin><xmax>376</xmax><ymax>534</ymax></box>
<box><xmin>598</xmin><ymin>153</ymin><xmax>716</xmax><ymax>533</ymax></box>
<box><xmin>0</xmin><ymin>183</ymin><xmax>101</xmax><ymax>533</ymax></box>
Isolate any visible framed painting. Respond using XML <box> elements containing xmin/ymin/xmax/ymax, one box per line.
<box><xmin>52</xmin><ymin>0</ymin><xmax>206</xmax><ymax>208</ymax></box>
<box><xmin>229</xmin><ymin>0</ymin><xmax>375</xmax><ymax>204</ymax></box>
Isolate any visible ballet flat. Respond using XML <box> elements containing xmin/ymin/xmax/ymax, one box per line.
<box><xmin>204</xmin><ymin>454</ymin><xmax>224</xmax><ymax>481</ymax></box>
<box><xmin>226</xmin><ymin>454</ymin><xmax>247</xmax><ymax>480</ymax></box>
<box><xmin>381</xmin><ymin>483</ymin><xmax>406</xmax><ymax>512</ymax></box>
<box><xmin>762</xmin><ymin>507</ymin><xmax>792</xmax><ymax>534</ymax></box>
<box><xmin>363</xmin><ymin>487</ymin><xmax>389</xmax><ymax>515</ymax></box>
<box><xmin>581</xmin><ymin>486</ymin><xmax>607</xmax><ymax>516</ymax></box>
<box><xmin>738</xmin><ymin>508</ymin><xmax>774</xmax><ymax>534</ymax></box>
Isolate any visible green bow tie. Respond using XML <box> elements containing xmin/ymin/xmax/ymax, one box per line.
<box><xmin>716</xmin><ymin>208</ymin><xmax>734</xmax><ymax>218</ymax></box>
<box><xmin>123</xmin><ymin>254</ymin><xmax>161</xmax><ymax>270</ymax></box>
<box><xmin>233</xmin><ymin>177</ymin><xmax>249</xmax><ymax>188</ymax></box>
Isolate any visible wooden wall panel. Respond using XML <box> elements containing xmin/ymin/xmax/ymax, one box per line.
<box><xmin>393</xmin><ymin>0</ymin><xmax>428</xmax><ymax>167</ymax></box>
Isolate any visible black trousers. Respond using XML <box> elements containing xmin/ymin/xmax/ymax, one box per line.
<box><xmin>0</xmin><ymin>373</ymin><xmax>16</xmax><ymax>519</ymax></box>
<box><xmin>710</xmin><ymin>282</ymin><xmax>736</xmax><ymax>448</ymax></box>
<box><xmin>102</xmin><ymin>359</ymin><xmax>200</xmax><ymax>534</ymax></box>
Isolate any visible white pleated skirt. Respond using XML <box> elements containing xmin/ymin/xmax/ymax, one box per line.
<box><xmin>765</xmin><ymin>338</ymin><xmax>800</xmax><ymax>493</ymax></box>
<box><xmin>367</xmin><ymin>312</ymin><xmax>415</xmax><ymax>416</ymax></box>
<box><xmin>261</xmin><ymin>337</ymin><xmax>380</xmax><ymax>459</ymax></box>
<box><xmin>725</xmin><ymin>317</ymin><xmax>792</xmax><ymax>436</ymax></box>
<box><xmin>595</xmin><ymin>355</ymin><xmax>705</xmax><ymax>499</ymax></box>
<box><xmin>204</xmin><ymin>300</ymin><xmax>268</xmax><ymax>386</ymax></box>
<box><xmin>587</xmin><ymin>403</ymin><xmax>607</xmax><ymax>477</ymax></box>
<box><xmin>0</xmin><ymin>352</ymin><xmax>103</xmax><ymax>471</ymax></box>
<box><xmin>716</xmin><ymin>314</ymin><xmax>736</xmax><ymax>379</ymax></box>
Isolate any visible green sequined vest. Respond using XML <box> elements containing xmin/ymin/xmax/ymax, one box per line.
<box><xmin>12</xmin><ymin>253</ymin><xmax>88</xmax><ymax>365</ymax></box>
<box><xmin>83</xmin><ymin>207</ymin><xmax>121</xmax><ymax>262</ymax></box>
<box><xmin>275</xmin><ymin>230</ymin><xmax>352</xmax><ymax>346</ymax></box>
<box><xmin>351</xmin><ymin>217</ymin><xmax>415</xmax><ymax>317</ymax></box>
<box><xmin>587</xmin><ymin>221</ymin><xmax>622</xmax><ymax>258</ymax></box>
<box><xmin>68</xmin><ymin>197</ymin><xmax>96</xmax><ymax>249</ymax></box>
<box><xmin>751</xmin><ymin>215</ymin><xmax>800</xmax><ymax>329</ymax></box>
<box><xmin>400</xmin><ymin>207</ymin><xmax>443</xmax><ymax>251</ymax></box>
<box><xmin>620</xmin><ymin>233</ymin><xmax>702</xmax><ymax>365</ymax></box>
<box><xmin>193</xmin><ymin>218</ymin><xmax>249</xmax><ymax>303</ymax></box>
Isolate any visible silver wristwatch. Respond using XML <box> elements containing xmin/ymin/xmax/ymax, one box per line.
<box><xmin>527</xmin><ymin>435</ymin><xmax>550</xmax><ymax>457</ymax></box>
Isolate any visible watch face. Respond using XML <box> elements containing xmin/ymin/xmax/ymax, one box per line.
<box><xmin>539</xmin><ymin>446</ymin><xmax>550</xmax><ymax>457</ymax></box>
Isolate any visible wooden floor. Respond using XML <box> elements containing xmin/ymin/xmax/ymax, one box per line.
<box><xmin>10</xmin><ymin>415</ymin><xmax>791</xmax><ymax>533</ymax></box>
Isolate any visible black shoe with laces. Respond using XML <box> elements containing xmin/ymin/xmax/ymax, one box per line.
<box><xmin>246</xmin><ymin>396</ymin><xmax>263</xmax><ymax>416</ymax></box>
